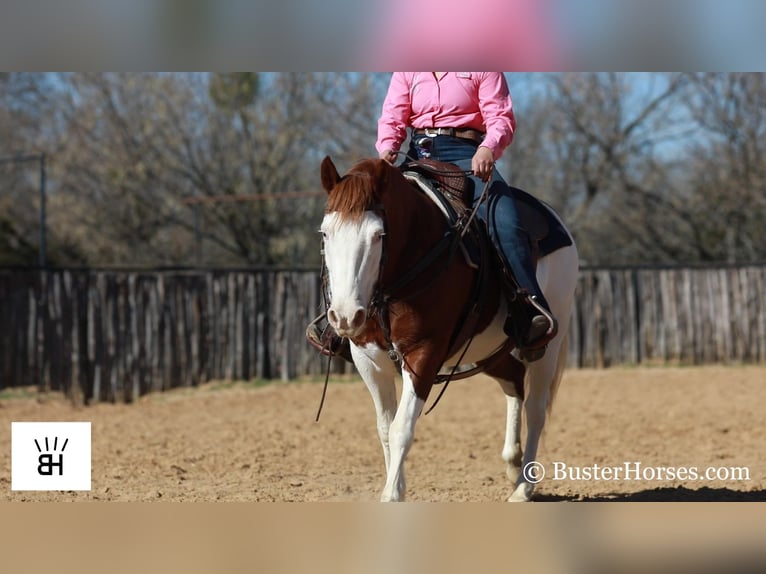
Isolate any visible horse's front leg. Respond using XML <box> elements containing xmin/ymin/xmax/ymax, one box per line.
<box><xmin>351</xmin><ymin>343</ymin><xmax>399</xmax><ymax>471</ymax></box>
<box><xmin>380</xmin><ymin>368</ymin><xmax>426</xmax><ymax>502</ymax></box>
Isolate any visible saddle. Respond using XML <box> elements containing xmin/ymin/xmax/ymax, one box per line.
<box><xmin>401</xmin><ymin>159</ymin><xmax>571</xmax><ymax>271</ymax></box>
<box><xmin>401</xmin><ymin>159</ymin><xmax>572</xmax><ymax>360</ymax></box>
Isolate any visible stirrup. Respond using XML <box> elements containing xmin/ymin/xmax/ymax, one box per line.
<box><xmin>305</xmin><ymin>313</ymin><xmax>353</xmax><ymax>363</ymax></box>
<box><xmin>525</xmin><ymin>296</ymin><xmax>558</xmax><ymax>345</ymax></box>
<box><xmin>505</xmin><ymin>296</ymin><xmax>558</xmax><ymax>362</ymax></box>
<box><xmin>525</xmin><ymin>311</ymin><xmax>556</xmax><ymax>347</ymax></box>
<box><xmin>522</xmin><ymin>303</ymin><xmax>556</xmax><ymax>363</ymax></box>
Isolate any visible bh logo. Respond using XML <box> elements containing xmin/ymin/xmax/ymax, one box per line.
<box><xmin>11</xmin><ymin>422</ymin><xmax>91</xmax><ymax>491</ymax></box>
<box><xmin>35</xmin><ymin>436</ymin><xmax>68</xmax><ymax>476</ymax></box>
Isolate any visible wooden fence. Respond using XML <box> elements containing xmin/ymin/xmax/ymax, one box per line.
<box><xmin>0</xmin><ymin>268</ymin><xmax>329</xmax><ymax>402</ymax></box>
<box><xmin>1</xmin><ymin>265</ymin><xmax>765</xmax><ymax>401</ymax></box>
<box><xmin>572</xmin><ymin>265</ymin><xmax>766</xmax><ymax>367</ymax></box>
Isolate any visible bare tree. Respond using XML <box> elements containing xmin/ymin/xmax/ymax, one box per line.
<box><xmin>12</xmin><ymin>72</ymin><xmax>762</xmax><ymax>269</ymax></box>
<box><xmin>510</xmin><ymin>73</ymin><xmax>698</xmax><ymax>265</ymax></box>
<box><xmin>680</xmin><ymin>73</ymin><xmax>766</xmax><ymax>263</ymax></box>
<box><xmin>0</xmin><ymin>73</ymin><xmax>60</xmax><ymax>264</ymax></box>
<box><xmin>49</xmin><ymin>72</ymin><xmax>382</xmax><ymax>267</ymax></box>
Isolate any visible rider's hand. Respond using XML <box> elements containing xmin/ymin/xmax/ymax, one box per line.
<box><xmin>472</xmin><ymin>146</ymin><xmax>495</xmax><ymax>181</ymax></box>
<box><xmin>379</xmin><ymin>150</ymin><xmax>397</xmax><ymax>164</ymax></box>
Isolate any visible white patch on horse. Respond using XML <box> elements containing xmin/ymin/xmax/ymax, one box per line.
<box><xmin>321</xmin><ymin>211</ymin><xmax>384</xmax><ymax>338</ymax></box>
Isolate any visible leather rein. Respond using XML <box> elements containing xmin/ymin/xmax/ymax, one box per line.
<box><xmin>368</xmin><ymin>167</ymin><xmax>514</xmax><ymax>411</ymax></box>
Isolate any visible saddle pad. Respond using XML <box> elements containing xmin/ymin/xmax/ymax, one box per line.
<box><xmin>405</xmin><ymin>171</ymin><xmax>572</xmax><ymax>259</ymax></box>
<box><xmin>510</xmin><ymin>187</ymin><xmax>574</xmax><ymax>258</ymax></box>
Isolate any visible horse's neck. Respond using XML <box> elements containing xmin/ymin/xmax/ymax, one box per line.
<box><xmin>381</xmin><ymin>183</ymin><xmax>447</xmax><ymax>282</ymax></box>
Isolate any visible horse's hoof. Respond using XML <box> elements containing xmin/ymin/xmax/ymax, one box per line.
<box><xmin>507</xmin><ymin>493</ymin><xmax>531</xmax><ymax>502</ymax></box>
<box><xmin>508</xmin><ymin>483</ymin><xmax>534</xmax><ymax>502</ymax></box>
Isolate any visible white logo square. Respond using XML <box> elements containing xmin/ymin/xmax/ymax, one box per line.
<box><xmin>11</xmin><ymin>422</ymin><xmax>91</xmax><ymax>491</ymax></box>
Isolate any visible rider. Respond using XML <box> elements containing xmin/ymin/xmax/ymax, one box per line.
<box><xmin>376</xmin><ymin>72</ymin><xmax>556</xmax><ymax>360</ymax></box>
<box><xmin>308</xmin><ymin>72</ymin><xmax>556</xmax><ymax>362</ymax></box>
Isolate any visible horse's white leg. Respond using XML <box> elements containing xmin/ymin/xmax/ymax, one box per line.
<box><xmin>508</xmin><ymin>244</ymin><xmax>577</xmax><ymax>502</ymax></box>
<box><xmin>510</xmin><ymin>313</ymin><xmax>571</xmax><ymax>501</ymax></box>
<box><xmin>508</xmin><ymin>336</ymin><xmax>566</xmax><ymax>502</ymax></box>
<box><xmin>491</xmin><ymin>372</ymin><xmax>524</xmax><ymax>483</ymax></box>
<box><xmin>351</xmin><ymin>344</ymin><xmax>399</xmax><ymax>472</ymax></box>
<box><xmin>380</xmin><ymin>371</ymin><xmax>424</xmax><ymax>502</ymax></box>
<box><xmin>509</xmin><ymin>374</ymin><xmax>550</xmax><ymax>500</ymax></box>
<box><xmin>503</xmin><ymin>394</ymin><xmax>524</xmax><ymax>482</ymax></box>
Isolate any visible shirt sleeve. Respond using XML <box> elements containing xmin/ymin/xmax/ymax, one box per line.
<box><xmin>376</xmin><ymin>73</ymin><xmax>412</xmax><ymax>155</ymax></box>
<box><xmin>476</xmin><ymin>72</ymin><xmax>515</xmax><ymax>160</ymax></box>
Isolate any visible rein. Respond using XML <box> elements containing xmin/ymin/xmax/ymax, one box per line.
<box><xmin>369</xmin><ymin>168</ymin><xmax>482</xmax><ymax>324</ymax></box>
<box><xmin>377</xmin><ymin>167</ymin><xmax>490</xmax><ymax>301</ymax></box>
<box><xmin>373</xmin><ymin>229</ymin><xmax>460</xmax><ymax>304</ymax></box>
<box><xmin>421</xmin><ymin>175</ymin><xmax>498</xmax><ymax>414</ymax></box>
<box><xmin>315</xmin><ymin>254</ymin><xmax>336</xmax><ymax>422</ymax></box>
<box><xmin>371</xmin><ymin>172</ymin><xmax>498</xmax><ymax>415</ymax></box>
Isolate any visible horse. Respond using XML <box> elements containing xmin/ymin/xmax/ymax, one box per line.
<box><xmin>317</xmin><ymin>155</ymin><xmax>579</xmax><ymax>501</ymax></box>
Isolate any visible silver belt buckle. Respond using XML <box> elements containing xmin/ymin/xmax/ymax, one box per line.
<box><xmin>424</xmin><ymin>128</ymin><xmax>440</xmax><ymax>137</ymax></box>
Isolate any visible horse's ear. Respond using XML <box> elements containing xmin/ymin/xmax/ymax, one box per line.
<box><xmin>320</xmin><ymin>156</ymin><xmax>341</xmax><ymax>193</ymax></box>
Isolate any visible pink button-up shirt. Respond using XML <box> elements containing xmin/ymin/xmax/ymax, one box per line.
<box><xmin>375</xmin><ymin>72</ymin><xmax>516</xmax><ymax>161</ymax></box>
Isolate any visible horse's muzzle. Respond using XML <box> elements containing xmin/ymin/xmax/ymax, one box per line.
<box><xmin>327</xmin><ymin>305</ymin><xmax>366</xmax><ymax>337</ymax></box>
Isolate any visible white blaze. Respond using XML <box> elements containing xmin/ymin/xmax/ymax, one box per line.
<box><xmin>321</xmin><ymin>211</ymin><xmax>385</xmax><ymax>337</ymax></box>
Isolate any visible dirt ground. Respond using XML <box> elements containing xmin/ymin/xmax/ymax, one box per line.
<box><xmin>1</xmin><ymin>366</ymin><xmax>764</xmax><ymax>502</ymax></box>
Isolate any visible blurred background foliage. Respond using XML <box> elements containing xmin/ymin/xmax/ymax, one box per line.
<box><xmin>1</xmin><ymin>72</ymin><xmax>764</xmax><ymax>268</ymax></box>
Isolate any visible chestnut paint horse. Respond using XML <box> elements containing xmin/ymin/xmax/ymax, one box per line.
<box><xmin>319</xmin><ymin>156</ymin><xmax>579</xmax><ymax>502</ymax></box>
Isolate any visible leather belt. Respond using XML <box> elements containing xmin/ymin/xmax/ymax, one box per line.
<box><xmin>413</xmin><ymin>127</ymin><xmax>485</xmax><ymax>143</ymax></box>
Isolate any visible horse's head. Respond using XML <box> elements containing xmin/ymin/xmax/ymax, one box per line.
<box><xmin>319</xmin><ymin>156</ymin><xmax>390</xmax><ymax>338</ymax></box>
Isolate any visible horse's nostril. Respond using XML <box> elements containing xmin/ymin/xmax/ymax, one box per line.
<box><xmin>351</xmin><ymin>308</ymin><xmax>366</xmax><ymax>329</ymax></box>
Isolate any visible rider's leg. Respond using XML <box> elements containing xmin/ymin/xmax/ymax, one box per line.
<box><xmin>483</xmin><ymin>183</ymin><xmax>557</xmax><ymax>349</ymax></box>
<box><xmin>453</xmin><ymin>160</ymin><xmax>557</xmax><ymax>355</ymax></box>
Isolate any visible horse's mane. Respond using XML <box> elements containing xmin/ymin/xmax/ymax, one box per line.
<box><xmin>325</xmin><ymin>160</ymin><xmax>388</xmax><ymax>220</ymax></box>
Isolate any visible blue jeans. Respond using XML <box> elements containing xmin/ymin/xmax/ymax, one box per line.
<box><xmin>407</xmin><ymin>135</ymin><xmax>549</xmax><ymax>308</ymax></box>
